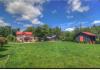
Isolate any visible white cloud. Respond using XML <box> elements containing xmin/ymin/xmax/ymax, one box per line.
<box><xmin>92</xmin><ymin>20</ymin><xmax>100</xmax><ymax>24</ymax></box>
<box><xmin>24</xmin><ymin>24</ymin><xmax>33</xmax><ymax>27</ymax></box>
<box><xmin>65</xmin><ymin>27</ymin><xmax>75</xmax><ymax>32</ymax></box>
<box><xmin>0</xmin><ymin>17</ymin><xmax>4</xmax><ymax>20</ymax></box>
<box><xmin>68</xmin><ymin>0</ymin><xmax>89</xmax><ymax>12</ymax></box>
<box><xmin>32</xmin><ymin>18</ymin><xmax>43</xmax><ymax>25</ymax></box>
<box><xmin>0</xmin><ymin>19</ymin><xmax>9</xmax><ymax>27</ymax></box>
<box><xmin>4</xmin><ymin>0</ymin><xmax>46</xmax><ymax>25</ymax></box>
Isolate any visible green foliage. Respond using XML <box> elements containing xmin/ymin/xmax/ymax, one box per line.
<box><xmin>0</xmin><ymin>26</ymin><xmax>19</xmax><ymax>37</ymax></box>
<box><xmin>34</xmin><ymin>24</ymin><xmax>52</xmax><ymax>41</ymax></box>
<box><xmin>0</xmin><ymin>26</ymin><xmax>11</xmax><ymax>37</ymax></box>
<box><xmin>40</xmin><ymin>24</ymin><xmax>50</xmax><ymax>37</ymax></box>
<box><xmin>7</xmin><ymin>35</ymin><xmax>16</xmax><ymax>42</ymax></box>
<box><xmin>52</xmin><ymin>27</ymin><xmax>61</xmax><ymax>40</ymax></box>
<box><xmin>24</xmin><ymin>26</ymin><xmax>35</xmax><ymax>35</ymax></box>
<box><xmin>12</xmin><ymin>28</ymin><xmax>20</xmax><ymax>36</ymax></box>
<box><xmin>59</xmin><ymin>31</ymin><xmax>74</xmax><ymax>41</ymax></box>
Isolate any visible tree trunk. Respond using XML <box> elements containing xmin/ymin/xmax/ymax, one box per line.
<box><xmin>0</xmin><ymin>43</ymin><xmax>3</xmax><ymax>47</ymax></box>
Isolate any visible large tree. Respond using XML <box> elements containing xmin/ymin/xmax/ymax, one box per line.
<box><xmin>52</xmin><ymin>27</ymin><xmax>61</xmax><ymax>40</ymax></box>
<box><xmin>0</xmin><ymin>26</ymin><xmax>11</xmax><ymax>37</ymax></box>
<box><xmin>35</xmin><ymin>24</ymin><xmax>50</xmax><ymax>41</ymax></box>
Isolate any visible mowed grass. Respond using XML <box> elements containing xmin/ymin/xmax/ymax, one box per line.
<box><xmin>0</xmin><ymin>41</ymin><xmax>100</xmax><ymax>68</ymax></box>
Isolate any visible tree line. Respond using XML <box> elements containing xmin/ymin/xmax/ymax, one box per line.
<box><xmin>0</xmin><ymin>24</ymin><xmax>100</xmax><ymax>42</ymax></box>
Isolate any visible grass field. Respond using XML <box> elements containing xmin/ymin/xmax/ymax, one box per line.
<box><xmin>0</xmin><ymin>41</ymin><xmax>100</xmax><ymax>68</ymax></box>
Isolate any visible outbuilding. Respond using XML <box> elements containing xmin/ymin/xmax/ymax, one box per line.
<box><xmin>74</xmin><ymin>32</ymin><xmax>96</xmax><ymax>44</ymax></box>
<box><xmin>46</xmin><ymin>35</ymin><xmax>57</xmax><ymax>41</ymax></box>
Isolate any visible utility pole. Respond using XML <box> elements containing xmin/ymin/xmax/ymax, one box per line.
<box><xmin>10</xmin><ymin>22</ymin><xmax>12</xmax><ymax>35</ymax></box>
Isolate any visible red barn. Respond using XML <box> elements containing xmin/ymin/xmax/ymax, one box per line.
<box><xmin>75</xmin><ymin>32</ymin><xmax>96</xmax><ymax>44</ymax></box>
<box><xmin>16</xmin><ymin>32</ymin><xmax>35</xmax><ymax>42</ymax></box>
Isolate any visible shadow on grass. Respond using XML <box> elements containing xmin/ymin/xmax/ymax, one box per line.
<box><xmin>96</xmin><ymin>41</ymin><xmax>100</xmax><ymax>44</ymax></box>
<box><xmin>0</xmin><ymin>54</ymin><xmax>8</xmax><ymax>58</ymax></box>
<box><xmin>0</xmin><ymin>47</ymin><xmax>8</xmax><ymax>52</ymax></box>
<box><xmin>0</xmin><ymin>45</ymin><xmax>11</xmax><ymax>51</ymax></box>
<box><xmin>3</xmin><ymin>45</ymin><xmax>11</xmax><ymax>47</ymax></box>
<box><xmin>0</xmin><ymin>45</ymin><xmax>11</xmax><ymax>60</ymax></box>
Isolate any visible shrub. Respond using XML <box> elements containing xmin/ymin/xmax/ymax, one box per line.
<box><xmin>7</xmin><ymin>35</ymin><xmax>16</xmax><ymax>42</ymax></box>
<box><xmin>0</xmin><ymin>37</ymin><xmax>7</xmax><ymax>47</ymax></box>
<box><xmin>96</xmin><ymin>38</ymin><xmax>100</xmax><ymax>44</ymax></box>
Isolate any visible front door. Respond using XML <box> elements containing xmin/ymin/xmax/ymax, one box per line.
<box><xmin>80</xmin><ymin>36</ymin><xmax>84</xmax><ymax>42</ymax></box>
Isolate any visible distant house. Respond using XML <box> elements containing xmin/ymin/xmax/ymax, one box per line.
<box><xmin>74</xmin><ymin>32</ymin><xmax>96</xmax><ymax>44</ymax></box>
<box><xmin>16</xmin><ymin>32</ymin><xmax>36</xmax><ymax>42</ymax></box>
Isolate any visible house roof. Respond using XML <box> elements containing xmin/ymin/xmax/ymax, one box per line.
<box><xmin>16</xmin><ymin>32</ymin><xmax>23</xmax><ymax>35</ymax></box>
<box><xmin>82</xmin><ymin>32</ymin><xmax>96</xmax><ymax>36</ymax></box>
<box><xmin>16</xmin><ymin>32</ymin><xmax>32</xmax><ymax>35</ymax></box>
<box><xmin>24</xmin><ymin>32</ymin><xmax>32</xmax><ymax>35</ymax></box>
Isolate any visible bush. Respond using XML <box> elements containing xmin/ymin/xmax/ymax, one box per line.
<box><xmin>96</xmin><ymin>38</ymin><xmax>100</xmax><ymax>44</ymax></box>
<box><xmin>7</xmin><ymin>35</ymin><xmax>16</xmax><ymax>42</ymax></box>
<box><xmin>0</xmin><ymin>37</ymin><xmax>7</xmax><ymax>47</ymax></box>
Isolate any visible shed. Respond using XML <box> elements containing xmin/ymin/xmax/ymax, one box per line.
<box><xmin>46</xmin><ymin>35</ymin><xmax>57</xmax><ymax>41</ymax></box>
<box><xmin>74</xmin><ymin>32</ymin><xmax>96</xmax><ymax>44</ymax></box>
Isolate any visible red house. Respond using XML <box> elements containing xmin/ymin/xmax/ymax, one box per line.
<box><xmin>16</xmin><ymin>32</ymin><xmax>35</xmax><ymax>42</ymax></box>
<box><xmin>75</xmin><ymin>32</ymin><xmax>96</xmax><ymax>44</ymax></box>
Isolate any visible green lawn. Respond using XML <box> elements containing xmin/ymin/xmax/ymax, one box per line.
<box><xmin>0</xmin><ymin>41</ymin><xmax>100</xmax><ymax>68</ymax></box>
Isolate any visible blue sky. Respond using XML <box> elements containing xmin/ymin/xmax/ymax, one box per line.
<box><xmin>0</xmin><ymin>0</ymin><xmax>100</xmax><ymax>31</ymax></box>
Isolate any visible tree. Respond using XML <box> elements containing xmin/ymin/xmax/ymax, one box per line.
<box><xmin>91</xmin><ymin>25</ymin><xmax>100</xmax><ymax>43</ymax></box>
<box><xmin>35</xmin><ymin>24</ymin><xmax>50</xmax><ymax>41</ymax></box>
<box><xmin>41</xmin><ymin>24</ymin><xmax>50</xmax><ymax>36</ymax></box>
<box><xmin>60</xmin><ymin>31</ymin><xmax>74</xmax><ymax>41</ymax></box>
<box><xmin>52</xmin><ymin>27</ymin><xmax>61</xmax><ymax>40</ymax></box>
<box><xmin>24</xmin><ymin>26</ymin><xmax>36</xmax><ymax>36</ymax></box>
<box><xmin>12</xmin><ymin>28</ymin><xmax>20</xmax><ymax>36</ymax></box>
<box><xmin>0</xmin><ymin>26</ymin><xmax>11</xmax><ymax>37</ymax></box>
<box><xmin>7</xmin><ymin>35</ymin><xmax>16</xmax><ymax>42</ymax></box>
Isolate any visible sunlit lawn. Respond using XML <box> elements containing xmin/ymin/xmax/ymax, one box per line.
<box><xmin>0</xmin><ymin>41</ymin><xmax>100</xmax><ymax>68</ymax></box>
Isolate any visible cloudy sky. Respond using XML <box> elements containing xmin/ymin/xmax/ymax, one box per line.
<box><xmin>0</xmin><ymin>0</ymin><xmax>100</xmax><ymax>31</ymax></box>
